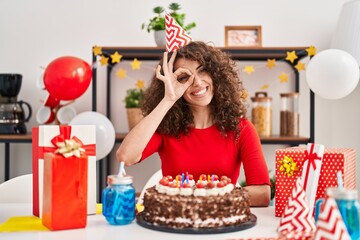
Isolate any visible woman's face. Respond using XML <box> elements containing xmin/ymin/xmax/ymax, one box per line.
<box><xmin>174</xmin><ymin>58</ymin><xmax>214</xmax><ymax>108</ymax></box>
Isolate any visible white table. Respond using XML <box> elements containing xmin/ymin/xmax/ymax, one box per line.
<box><xmin>0</xmin><ymin>204</ymin><xmax>280</xmax><ymax>240</ymax></box>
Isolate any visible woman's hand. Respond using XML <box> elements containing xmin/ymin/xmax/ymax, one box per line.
<box><xmin>156</xmin><ymin>51</ymin><xmax>194</xmax><ymax>102</ymax></box>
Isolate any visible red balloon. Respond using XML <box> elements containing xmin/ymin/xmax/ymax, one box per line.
<box><xmin>44</xmin><ymin>56</ymin><xmax>92</xmax><ymax>100</ymax></box>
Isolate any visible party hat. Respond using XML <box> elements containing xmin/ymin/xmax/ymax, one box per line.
<box><xmin>165</xmin><ymin>12</ymin><xmax>192</xmax><ymax>52</ymax></box>
<box><xmin>278</xmin><ymin>177</ymin><xmax>316</xmax><ymax>235</ymax></box>
<box><xmin>313</xmin><ymin>197</ymin><xmax>351</xmax><ymax>240</ymax></box>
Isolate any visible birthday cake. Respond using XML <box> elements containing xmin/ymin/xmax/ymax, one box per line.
<box><xmin>140</xmin><ymin>174</ymin><xmax>251</xmax><ymax>229</ymax></box>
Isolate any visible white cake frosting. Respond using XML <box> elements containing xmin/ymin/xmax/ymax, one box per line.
<box><xmin>193</xmin><ymin>188</ymin><xmax>207</xmax><ymax>197</ymax></box>
<box><xmin>179</xmin><ymin>187</ymin><xmax>193</xmax><ymax>196</ymax></box>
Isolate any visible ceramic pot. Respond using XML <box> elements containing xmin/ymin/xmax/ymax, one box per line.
<box><xmin>154</xmin><ymin>30</ymin><xmax>166</xmax><ymax>47</ymax></box>
<box><xmin>126</xmin><ymin>108</ymin><xmax>143</xmax><ymax>130</ymax></box>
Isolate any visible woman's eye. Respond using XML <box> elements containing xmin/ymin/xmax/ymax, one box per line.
<box><xmin>178</xmin><ymin>75</ymin><xmax>189</xmax><ymax>82</ymax></box>
<box><xmin>198</xmin><ymin>68</ymin><xmax>207</xmax><ymax>73</ymax></box>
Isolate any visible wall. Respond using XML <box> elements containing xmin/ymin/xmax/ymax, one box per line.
<box><xmin>1</xmin><ymin>0</ymin><xmax>358</xmax><ymax>194</ymax></box>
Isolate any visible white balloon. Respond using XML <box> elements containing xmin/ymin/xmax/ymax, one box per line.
<box><xmin>306</xmin><ymin>49</ymin><xmax>359</xmax><ymax>100</ymax></box>
<box><xmin>69</xmin><ymin>111</ymin><xmax>116</xmax><ymax>161</ymax></box>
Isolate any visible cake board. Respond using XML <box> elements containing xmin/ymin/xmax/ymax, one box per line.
<box><xmin>136</xmin><ymin>213</ymin><xmax>257</xmax><ymax>234</ymax></box>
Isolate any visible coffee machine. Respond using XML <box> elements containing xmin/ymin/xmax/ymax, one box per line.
<box><xmin>0</xmin><ymin>74</ymin><xmax>32</xmax><ymax>134</ymax></box>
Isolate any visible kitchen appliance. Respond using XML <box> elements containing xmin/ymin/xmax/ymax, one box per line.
<box><xmin>0</xmin><ymin>74</ymin><xmax>32</xmax><ymax>134</ymax></box>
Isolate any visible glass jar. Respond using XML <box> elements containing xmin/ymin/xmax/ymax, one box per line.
<box><xmin>102</xmin><ymin>175</ymin><xmax>135</xmax><ymax>225</ymax></box>
<box><xmin>280</xmin><ymin>93</ymin><xmax>299</xmax><ymax>136</ymax></box>
<box><xmin>251</xmin><ymin>92</ymin><xmax>272</xmax><ymax>136</ymax></box>
<box><xmin>332</xmin><ymin>189</ymin><xmax>360</xmax><ymax>240</ymax></box>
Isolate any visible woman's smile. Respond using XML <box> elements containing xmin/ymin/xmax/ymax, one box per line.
<box><xmin>191</xmin><ymin>87</ymin><xmax>208</xmax><ymax>96</ymax></box>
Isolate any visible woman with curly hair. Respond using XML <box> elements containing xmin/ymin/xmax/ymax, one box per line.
<box><xmin>116</xmin><ymin>41</ymin><xmax>270</xmax><ymax>206</ymax></box>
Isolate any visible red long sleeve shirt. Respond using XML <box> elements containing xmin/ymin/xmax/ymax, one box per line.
<box><xmin>140</xmin><ymin>118</ymin><xmax>270</xmax><ymax>185</ymax></box>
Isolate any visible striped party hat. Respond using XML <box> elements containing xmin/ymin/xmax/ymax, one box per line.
<box><xmin>314</xmin><ymin>197</ymin><xmax>351</xmax><ymax>240</ymax></box>
<box><xmin>165</xmin><ymin>12</ymin><xmax>192</xmax><ymax>52</ymax></box>
<box><xmin>278</xmin><ymin>177</ymin><xmax>316</xmax><ymax>236</ymax></box>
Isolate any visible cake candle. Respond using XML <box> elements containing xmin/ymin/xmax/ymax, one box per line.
<box><xmin>181</xmin><ymin>173</ymin><xmax>185</xmax><ymax>186</ymax></box>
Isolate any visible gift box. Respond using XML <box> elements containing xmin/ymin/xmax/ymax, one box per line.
<box><xmin>32</xmin><ymin>125</ymin><xmax>96</xmax><ymax>217</ymax></box>
<box><xmin>275</xmin><ymin>146</ymin><xmax>356</xmax><ymax>217</ymax></box>
<box><xmin>42</xmin><ymin>152</ymin><xmax>87</xmax><ymax>230</ymax></box>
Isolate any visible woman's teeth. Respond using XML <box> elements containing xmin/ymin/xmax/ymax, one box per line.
<box><xmin>193</xmin><ymin>88</ymin><xmax>207</xmax><ymax>96</ymax></box>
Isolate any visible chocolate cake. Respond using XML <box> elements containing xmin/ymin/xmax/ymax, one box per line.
<box><xmin>140</xmin><ymin>174</ymin><xmax>252</xmax><ymax>229</ymax></box>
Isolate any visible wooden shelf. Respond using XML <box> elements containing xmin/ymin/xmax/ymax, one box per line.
<box><xmin>94</xmin><ymin>45</ymin><xmax>314</xmax><ymax>145</ymax></box>
<box><xmin>0</xmin><ymin>134</ymin><xmax>32</xmax><ymax>143</ymax></box>
<box><xmin>98</xmin><ymin>46</ymin><xmax>309</xmax><ymax>61</ymax></box>
<box><xmin>0</xmin><ymin>132</ymin><xmax>309</xmax><ymax>145</ymax></box>
<box><xmin>260</xmin><ymin>135</ymin><xmax>310</xmax><ymax>145</ymax></box>
<box><xmin>115</xmin><ymin>132</ymin><xmax>309</xmax><ymax>145</ymax></box>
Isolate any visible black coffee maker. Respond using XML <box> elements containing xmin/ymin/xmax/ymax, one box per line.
<box><xmin>0</xmin><ymin>74</ymin><xmax>32</xmax><ymax>134</ymax></box>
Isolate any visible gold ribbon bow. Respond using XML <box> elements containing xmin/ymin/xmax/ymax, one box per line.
<box><xmin>278</xmin><ymin>155</ymin><xmax>299</xmax><ymax>177</ymax></box>
<box><xmin>54</xmin><ymin>139</ymin><xmax>85</xmax><ymax>158</ymax></box>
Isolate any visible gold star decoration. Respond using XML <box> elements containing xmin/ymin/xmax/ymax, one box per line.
<box><xmin>306</xmin><ymin>46</ymin><xmax>317</xmax><ymax>57</ymax></box>
<box><xmin>136</xmin><ymin>203</ymin><xmax>144</xmax><ymax>213</ymax></box>
<box><xmin>285</xmin><ymin>51</ymin><xmax>298</xmax><ymax>63</ymax></box>
<box><xmin>279</xmin><ymin>72</ymin><xmax>289</xmax><ymax>83</ymax></box>
<box><xmin>136</xmin><ymin>80</ymin><xmax>145</xmax><ymax>89</ymax></box>
<box><xmin>260</xmin><ymin>84</ymin><xmax>270</xmax><ymax>90</ymax></box>
<box><xmin>266</xmin><ymin>59</ymin><xmax>276</xmax><ymax>69</ymax></box>
<box><xmin>243</xmin><ymin>65</ymin><xmax>255</xmax><ymax>75</ymax></box>
<box><xmin>130</xmin><ymin>58</ymin><xmax>142</xmax><ymax>70</ymax></box>
<box><xmin>111</xmin><ymin>51</ymin><xmax>122</xmax><ymax>64</ymax></box>
<box><xmin>116</xmin><ymin>68</ymin><xmax>127</xmax><ymax>79</ymax></box>
<box><xmin>295</xmin><ymin>62</ymin><xmax>305</xmax><ymax>72</ymax></box>
<box><xmin>240</xmin><ymin>89</ymin><xmax>249</xmax><ymax>99</ymax></box>
<box><xmin>93</xmin><ymin>46</ymin><xmax>102</xmax><ymax>56</ymax></box>
<box><xmin>99</xmin><ymin>56</ymin><xmax>109</xmax><ymax>66</ymax></box>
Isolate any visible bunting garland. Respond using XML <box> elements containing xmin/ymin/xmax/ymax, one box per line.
<box><xmin>92</xmin><ymin>45</ymin><xmax>317</xmax><ymax>92</ymax></box>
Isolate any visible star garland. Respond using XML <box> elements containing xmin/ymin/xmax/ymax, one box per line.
<box><xmin>266</xmin><ymin>59</ymin><xmax>276</xmax><ymax>69</ymax></box>
<box><xmin>92</xmin><ymin>45</ymin><xmax>317</xmax><ymax>92</ymax></box>
<box><xmin>110</xmin><ymin>52</ymin><xmax>122</xmax><ymax>63</ymax></box>
<box><xmin>93</xmin><ymin>46</ymin><xmax>146</xmax><ymax>90</ymax></box>
<box><xmin>239</xmin><ymin>46</ymin><xmax>317</xmax><ymax>90</ymax></box>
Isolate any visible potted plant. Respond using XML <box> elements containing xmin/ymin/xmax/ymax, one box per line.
<box><xmin>141</xmin><ymin>2</ymin><xmax>196</xmax><ymax>46</ymax></box>
<box><xmin>270</xmin><ymin>174</ymin><xmax>275</xmax><ymax>205</ymax></box>
<box><xmin>124</xmin><ymin>88</ymin><xmax>144</xmax><ymax>130</ymax></box>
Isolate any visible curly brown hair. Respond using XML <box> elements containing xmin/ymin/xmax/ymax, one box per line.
<box><xmin>142</xmin><ymin>41</ymin><xmax>248</xmax><ymax>139</ymax></box>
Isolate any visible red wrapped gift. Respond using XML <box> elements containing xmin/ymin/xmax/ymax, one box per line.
<box><xmin>32</xmin><ymin>125</ymin><xmax>96</xmax><ymax>217</ymax></box>
<box><xmin>275</xmin><ymin>146</ymin><xmax>356</xmax><ymax>217</ymax></box>
<box><xmin>42</xmin><ymin>152</ymin><xmax>88</xmax><ymax>230</ymax></box>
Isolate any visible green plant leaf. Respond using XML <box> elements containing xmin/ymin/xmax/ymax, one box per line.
<box><xmin>184</xmin><ymin>22</ymin><xmax>196</xmax><ymax>33</ymax></box>
<box><xmin>169</xmin><ymin>2</ymin><xmax>181</xmax><ymax>12</ymax></box>
<box><xmin>124</xmin><ymin>88</ymin><xmax>143</xmax><ymax>108</ymax></box>
<box><xmin>142</xmin><ymin>3</ymin><xmax>196</xmax><ymax>33</ymax></box>
<box><xmin>153</xmin><ymin>6</ymin><xmax>165</xmax><ymax>14</ymax></box>
<box><xmin>270</xmin><ymin>175</ymin><xmax>275</xmax><ymax>200</ymax></box>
